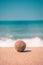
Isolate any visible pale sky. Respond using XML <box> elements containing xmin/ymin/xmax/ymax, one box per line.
<box><xmin>0</xmin><ymin>0</ymin><xmax>43</xmax><ymax>20</ymax></box>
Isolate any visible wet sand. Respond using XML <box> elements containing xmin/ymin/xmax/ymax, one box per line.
<box><xmin>0</xmin><ymin>47</ymin><xmax>43</xmax><ymax>65</ymax></box>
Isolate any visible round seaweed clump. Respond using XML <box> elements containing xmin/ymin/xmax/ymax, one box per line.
<box><xmin>15</xmin><ymin>40</ymin><xmax>26</xmax><ymax>52</ymax></box>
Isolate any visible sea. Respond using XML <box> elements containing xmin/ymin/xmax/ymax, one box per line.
<box><xmin>0</xmin><ymin>20</ymin><xmax>43</xmax><ymax>47</ymax></box>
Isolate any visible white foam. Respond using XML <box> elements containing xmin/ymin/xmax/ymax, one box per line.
<box><xmin>0</xmin><ymin>37</ymin><xmax>43</xmax><ymax>47</ymax></box>
<box><xmin>22</xmin><ymin>37</ymin><xmax>43</xmax><ymax>47</ymax></box>
<box><xmin>0</xmin><ymin>38</ymin><xmax>15</xmax><ymax>47</ymax></box>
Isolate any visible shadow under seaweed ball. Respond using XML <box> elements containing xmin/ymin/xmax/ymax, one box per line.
<box><xmin>15</xmin><ymin>40</ymin><xmax>26</xmax><ymax>52</ymax></box>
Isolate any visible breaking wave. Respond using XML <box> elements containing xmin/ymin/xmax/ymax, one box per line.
<box><xmin>0</xmin><ymin>37</ymin><xmax>43</xmax><ymax>47</ymax></box>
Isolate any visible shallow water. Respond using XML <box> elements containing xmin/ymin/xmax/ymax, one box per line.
<box><xmin>0</xmin><ymin>20</ymin><xmax>43</xmax><ymax>47</ymax></box>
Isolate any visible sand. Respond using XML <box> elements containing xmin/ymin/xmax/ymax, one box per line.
<box><xmin>0</xmin><ymin>47</ymin><xmax>43</xmax><ymax>65</ymax></box>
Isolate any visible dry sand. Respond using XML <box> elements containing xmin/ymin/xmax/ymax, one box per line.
<box><xmin>0</xmin><ymin>47</ymin><xmax>43</xmax><ymax>65</ymax></box>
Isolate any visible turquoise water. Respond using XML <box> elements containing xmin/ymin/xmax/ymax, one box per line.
<box><xmin>0</xmin><ymin>20</ymin><xmax>43</xmax><ymax>39</ymax></box>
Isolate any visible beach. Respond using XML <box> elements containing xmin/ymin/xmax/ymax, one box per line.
<box><xmin>0</xmin><ymin>47</ymin><xmax>43</xmax><ymax>65</ymax></box>
<box><xmin>0</xmin><ymin>0</ymin><xmax>43</xmax><ymax>64</ymax></box>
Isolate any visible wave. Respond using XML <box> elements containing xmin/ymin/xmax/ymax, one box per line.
<box><xmin>0</xmin><ymin>37</ymin><xmax>43</xmax><ymax>47</ymax></box>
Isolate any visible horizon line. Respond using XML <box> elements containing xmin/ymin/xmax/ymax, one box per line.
<box><xmin>0</xmin><ymin>20</ymin><xmax>43</xmax><ymax>21</ymax></box>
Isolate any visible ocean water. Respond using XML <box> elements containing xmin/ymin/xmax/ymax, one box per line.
<box><xmin>0</xmin><ymin>20</ymin><xmax>43</xmax><ymax>47</ymax></box>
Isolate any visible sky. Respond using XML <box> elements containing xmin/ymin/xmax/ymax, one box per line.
<box><xmin>0</xmin><ymin>0</ymin><xmax>43</xmax><ymax>20</ymax></box>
